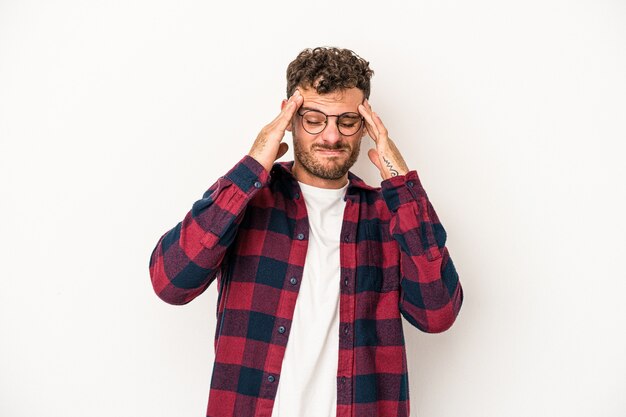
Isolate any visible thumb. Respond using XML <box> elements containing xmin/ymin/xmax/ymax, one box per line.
<box><xmin>276</xmin><ymin>142</ymin><xmax>289</xmax><ymax>160</ymax></box>
<box><xmin>368</xmin><ymin>148</ymin><xmax>382</xmax><ymax>172</ymax></box>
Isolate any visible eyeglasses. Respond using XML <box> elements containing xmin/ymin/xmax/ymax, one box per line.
<box><xmin>297</xmin><ymin>109</ymin><xmax>364</xmax><ymax>136</ymax></box>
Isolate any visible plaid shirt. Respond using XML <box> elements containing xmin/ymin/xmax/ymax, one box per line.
<box><xmin>149</xmin><ymin>155</ymin><xmax>463</xmax><ymax>417</ymax></box>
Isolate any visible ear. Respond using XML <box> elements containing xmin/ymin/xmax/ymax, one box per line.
<box><xmin>281</xmin><ymin>99</ymin><xmax>293</xmax><ymax>132</ymax></box>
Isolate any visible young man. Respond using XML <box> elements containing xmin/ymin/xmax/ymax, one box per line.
<box><xmin>149</xmin><ymin>47</ymin><xmax>463</xmax><ymax>417</ymax></box>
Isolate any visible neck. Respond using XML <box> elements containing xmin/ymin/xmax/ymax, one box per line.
<box><xmin>292</xmin><ymin>160</ymin><xmax>349</xmax><ymax>189</ymax></box>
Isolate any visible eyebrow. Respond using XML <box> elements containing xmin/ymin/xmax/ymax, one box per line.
<box><xmin>299</xmin><ymin>106</ymin><xmax>360</xmax><ymax>115</ymax></box>
<box><xmin>299</xmin><ymin>106</ymin><xmax>322</xmax><ymax>112</ymax></box>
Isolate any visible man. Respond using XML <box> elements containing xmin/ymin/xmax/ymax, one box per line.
<box><xmin>150</xmin><ymin>47</ymin><xmax>463</xmax><ymax>417</ymax></box>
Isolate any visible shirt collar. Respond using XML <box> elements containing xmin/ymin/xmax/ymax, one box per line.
<box><xmin>270</xmin><ymin>160</ymin><xmax>377</xmax><ymax>194</ymax></box>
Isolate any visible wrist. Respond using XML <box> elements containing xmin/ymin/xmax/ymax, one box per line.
<box><xmin>247</xmin><ymin>152</ymin><xmax>272</xmax><ymax>173</ymax></box>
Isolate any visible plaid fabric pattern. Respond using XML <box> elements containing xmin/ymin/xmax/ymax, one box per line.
<box><xmin>149</xmin><ymin>155</ymin><xmax>463</xmax><ymax>417</ymax></box>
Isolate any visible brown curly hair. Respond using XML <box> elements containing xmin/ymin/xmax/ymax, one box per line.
<box><xmin>286</xmin><ymin>47</ymin><xmax>374</xmax><ymax>99</ymax></box>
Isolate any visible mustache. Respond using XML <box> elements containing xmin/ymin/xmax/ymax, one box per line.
<box><xmin>312</xmin><ymin>144</ymin><xmax>349</xmax><ymax>151</ymax></box>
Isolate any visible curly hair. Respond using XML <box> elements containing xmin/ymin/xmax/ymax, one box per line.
<box><xmin>286</xmin><ymin>47</ymin><xmax>374</xmax><ymax>99</ymax></box>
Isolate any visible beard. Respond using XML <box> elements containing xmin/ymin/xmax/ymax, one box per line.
<box><xmin>292</xmin><ymin>132</ymin><xmax>361</xmax><ymax>180</ymax></box>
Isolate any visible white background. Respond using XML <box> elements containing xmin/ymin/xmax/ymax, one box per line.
<box><xmin>1</xmin><ymin>1</ymin><xmax>625</xmax><ymax>416</ymax></box>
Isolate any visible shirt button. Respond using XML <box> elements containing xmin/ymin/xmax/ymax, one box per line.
<box><xmin>344</xmin><ymin>234</ymin><xmax>350</xmax><ymax>242</ymax></box>
<box><xmin>407</xmin><ymin>181</ymin><xmax>414</xmax><ymax>188</ymax></box>
<box><xmin>344</xmin><ymin>326</ymin><xmax>349</xmax><ymax>335</ymax></box>
<box><xmin>297</xmin><ymin>233</ymin><xmax>305</xmax><ymax>240</ymax></box>
<box><xmin>344</xmin><ymin>279</ymin><xmax>349</xmax><ymax>287</ymax></box>
<box><xmin>268</xmin><ymin>375</ymin><xmax>275</xmax><ymax>383</ymax></box>
<box><xmin>290</xmin><ymin>277</ymin><xmax>298</xmax><ymax>285</ymax></box>
<box><xmin>278</xmin><ymin>326</ymin><xmax>286</xmax><ymax>334</ymax></box>
<box><xmin>254</xmin><ymin>181</ymin><xmax>262</xmax><ymax>189</ymax></box>
<box><xmin>341</xmin><ymin>376</ymin><xmax>346</xmax><ymax>384</ymax></box>
<box><xmin>294</xmin><ymin>192</ymin><xmax>300</xmax><ymax>199</ymax></box>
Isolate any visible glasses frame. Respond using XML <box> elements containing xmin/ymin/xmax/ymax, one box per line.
<box><xmin>297</xmin><ymin>109</ymin><xmax>364</xmax><ymax>137</ymax></box>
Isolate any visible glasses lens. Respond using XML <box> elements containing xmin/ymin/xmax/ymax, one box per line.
<box><xmin>300</xmin><ymin>110</ymin><xmax>363</xmax><ymax>135</ymax></box>
<box><xmin>337</xmin><ymin>113</ymin><xmax>362</xmax><ymax>136</ymax></box>
<box><xmin>301</xmin><ymin>111</ymin><xmax>327</xmax><ymax>134</ymax></box>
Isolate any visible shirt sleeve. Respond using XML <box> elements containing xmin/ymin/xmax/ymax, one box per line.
<box><xmin>149</xmin><ymin>155</ymin><xmax>269</xmax><ymax>305</ymax></box>
<box><xmin>381</xmin><ymin>170</ymin><xmax>463</xmax><ymax>333</ymax></box>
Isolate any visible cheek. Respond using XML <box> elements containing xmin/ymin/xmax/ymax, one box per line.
<box><xmin>291</xmin><ymin>130</ymin><xmax>309</xmax><ymax>152</ymax></box>
<box><xmin>293</xmin><ymin>126</ymin><xmax>318</xmax><ymax>146</ymax></box>
<box><xmin>349</xmin><ymin>136</ymin><xmax>363</xmax><ymax>150</ymax></box>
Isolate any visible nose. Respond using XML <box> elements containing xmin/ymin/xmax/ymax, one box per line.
<box><xmin>320</xmin><ymin>116</ymin><xmax>341</xmax><ymax>144</ymax></box>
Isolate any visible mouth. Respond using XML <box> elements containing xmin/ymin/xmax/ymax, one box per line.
<box><xmin>315</xmin><ymin>148</ymin><xmax>347</xmax><ymax>156</ymax></box>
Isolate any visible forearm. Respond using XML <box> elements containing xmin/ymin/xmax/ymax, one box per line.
<box><xmin>382</xmin><ymin>171</ymin><xmax>463</xmax><ymax>333</ymax></box>
<box><xmin>149</xmin><ymin>155</ymin><xmax>269</xmax><ymax>305</ymax></box>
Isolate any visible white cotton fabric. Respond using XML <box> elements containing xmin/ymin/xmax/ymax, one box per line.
<box><xmin>270</xmin><ymin>180</ymin><xmax>348</xmax><ymax>417</ymax></box>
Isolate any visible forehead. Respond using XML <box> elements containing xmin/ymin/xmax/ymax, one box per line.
<box><xmin>298</xmin><ymin>87</ymin><xmax>365</xmax><ymax>112</ymax></box>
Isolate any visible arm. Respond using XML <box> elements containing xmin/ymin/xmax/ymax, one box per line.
<box><xmin>150</xmin><ymin>90</ymin><xmax>304</xmax><ymax>305</ymax></box>
<box><xmin>382</xmin><ymin>172</ymin><xmax>463</xmax><ymax>333</ymax></box>
<box><xmin>359</xmin><ymin>100</ymin><xmax>463</xmax><ymax>332</ymax></box>
<box><xmin>149</xmin><ymin>156</ymin><xmax>269</xmax><ymax>305</ymax></box>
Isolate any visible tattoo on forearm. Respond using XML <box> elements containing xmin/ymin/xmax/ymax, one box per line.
<box><xmin>382</xmin><ymin>156</ymin><xmax>399</xmax><ymax>177</ymax></box>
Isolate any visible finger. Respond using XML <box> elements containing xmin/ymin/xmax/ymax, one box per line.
<box><xmin>359</xmin><ymin>104</ymin><xmax>380</xmax><ymax>141</ymax></box>
<box><xmin>365</xmin><ymin>123</ymin><xmax>378</xmax><ymax>143</ymax></box>
<box><xmin>363</xmin><ymin>99</ymin><xmax>374</xmax><ymax>114</ymax></box>
<box><xmin>365</xmin><ymin>112</ymin><xmax>390</xmax><ymax>146</ymax></box>
<box><xmin>276</xmin><ymin>91</ymin><xmax>303</xmax><ymax>128</ymax></box>
<box><xmin>287</xmin><ymin>89</ymin><xmax>302</xmax><ymax>111</ymax></box>
<box><xmin>358</xmin><ymin>102</ymin><xmax>372</xmax><ymax>122</ymax></box>
<box><xmin>363</xmin><ymin>100</ymin><xmax>388</xmax><ymax>138</ymax></box>
<box><xmin>367</xmin><ymin>148</ymin><xmax>382</xmax><ymax>172</ymax></box>
<box><xmin>361</xmin><ymin>101</ymin><xmax>388</xmax><ymax>142</ymax></box>
<box><xmin>371</xmin><ymin>112</ymin><xmax>389</xmax><ymax>139</ymax></box>
<box><xmin>268</xmin><ymin>90</ymin><xmax>302</xmax><ymax>127</ymax></box>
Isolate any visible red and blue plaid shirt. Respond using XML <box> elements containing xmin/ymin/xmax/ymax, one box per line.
<box><xmin>149</xmin><ymin>155</ymin><xmax>463</xmax><ymax>417</ymax></box>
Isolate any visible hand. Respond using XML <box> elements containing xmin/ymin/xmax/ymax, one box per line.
<box><xmin>248</xmin><ymin>90</ymin><xmax>304</xmax><ymax>172</ymax></box>
<box><xmin>358</xmin><ymin>100</ymin><xmax>410</xmax><ymax>180</ymax></box>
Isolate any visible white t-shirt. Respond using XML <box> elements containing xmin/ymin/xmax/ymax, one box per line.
<box><xmin>270</xmin><ymin>180</ymin><xmax>348</xmax><ymax>417</ymax></box>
